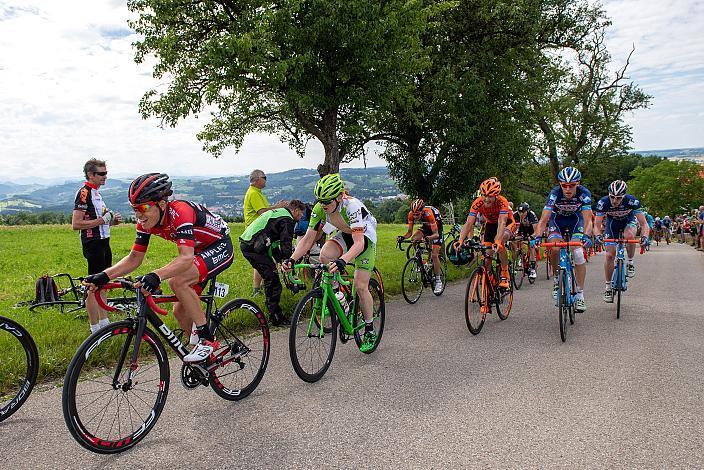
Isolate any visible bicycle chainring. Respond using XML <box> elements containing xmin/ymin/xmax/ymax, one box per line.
<box><xmin>180</xmin><ymin>363</ymin><xmax>209</xmax><ymax>389</ymax></box>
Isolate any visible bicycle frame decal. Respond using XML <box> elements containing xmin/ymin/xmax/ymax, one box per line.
<box><xmin>0</xmin><ymin>321</ymin><xmax>24</xmax><ymax>338</ymax></box>
<box><xmin>158</xmin><ymin>322</ymin><xmax>189</xmax><ymax>357</ymax></box>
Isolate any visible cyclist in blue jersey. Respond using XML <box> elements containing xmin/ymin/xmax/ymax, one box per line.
<box><xmin>662</xmin><ymin>215</ymin><xmax>672</xmax><ymax>243</ymax></box>
<box><xmin>593</xmin><ymin>180</ymin><xmax>650</xmax><ymax>302</ymax></box>
<box><xmin>535</xmin><ymin>167</ymin><xmax>593</xmax><ymax>312</ymax></box>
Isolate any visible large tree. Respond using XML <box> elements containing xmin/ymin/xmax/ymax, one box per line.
<box><xmin>129</xmin><ymin>0</ymin><xmax>442</xmax><ymax>175</ymax></box>
<box><xmin>628</xmin><ymin>160</ymin><xmax>704</xmax><ymax>216</ymax></box>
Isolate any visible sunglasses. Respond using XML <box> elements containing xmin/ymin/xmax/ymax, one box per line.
<box><xmin>560</xmin><ymin>183</ymin><xmax>578</xmax><ymax>189</ymax></box>
<box><xmin>261</xmin><ymin>176</ymin><xmax>267</xmax><ymax>180</ymax></box>
<box><xmin>93</xmin><ymin>171</ymin><xmax>108</xmax><ymax>176</ymax></box>
<box><xmin>317</xmin><ymin>198</ymin><xmax>335</xmax><ymax>206</ymax></box>
<box><xmin>131</xmin><ymin>201</ymin><xmax>158</xmax><ymax>213</ymax></box>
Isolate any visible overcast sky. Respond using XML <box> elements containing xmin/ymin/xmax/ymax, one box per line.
<box><xmin>0</xmin><ymin>0</ymin><xmax>702</xmax><ymax>181</ymax></box>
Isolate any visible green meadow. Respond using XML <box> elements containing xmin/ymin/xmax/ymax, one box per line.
<box><xmin>0</xmin><ymin>223</ymin><xmax>471</xmax><ymax>393</ymax></box>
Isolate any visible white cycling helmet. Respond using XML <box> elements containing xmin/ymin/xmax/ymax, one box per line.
<box><xmin>557</xmin><ymin>166</ymin><xmax>581</xmax><ymax>183</ymax></box>
<box><xmin>608</xmin><ymin>180</ymin><xmax>627</xmax><ymax>197</ymax></box>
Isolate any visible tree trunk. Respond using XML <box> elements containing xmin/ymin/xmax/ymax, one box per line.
<box><xmin>538</xmin><ymin>116</ymin><xmax>560</xmax><ymax>178</ymax></box>
<box><xmin>317</xmin><ymin>108</ymin><xmax>341</xmax><ymax>176</ymax></box>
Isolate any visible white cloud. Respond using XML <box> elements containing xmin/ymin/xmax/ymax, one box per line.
<box><xmin>0</xmin><ymin>0</ymin><xmax>701</xmax><ymax>181</ymax></box>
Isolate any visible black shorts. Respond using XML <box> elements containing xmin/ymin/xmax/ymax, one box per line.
<box><xmin>82</xmin><ymin>238</ymin><xmax>112</xmax><ymax>275</ymax></box>
<box><xmin>517</xmin><ymin>225</ymin><xmax>535</xmax><ymax>238</ymax></box>
<box><xmin>483</xmin><ymin>222</ymin><xmax>517</xmax><ymax>244</ymax></box>
<box><xmin>194</xmin><ymin>235</ymin><xmax>234</xmax><ymax>283</ymax></box>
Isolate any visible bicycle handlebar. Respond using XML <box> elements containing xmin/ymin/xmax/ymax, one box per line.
<box><xmin>293</xmin><ymin>263</ymin><xmax>351</xmax><ymax>285</ymax></box>
<box><xmin>542</xmin><ymin>241</ymin><xmax>584</xmax><ymax>248</ymax></box>
<box><xmin>95</xmin><ymin>279</ymin><xmax>168</xmax><ymax>315</ymax></box>
<box><xmin>603</xmin><ymin>239</ymin><xmax>646</xmax><ymax>254</ymax></box>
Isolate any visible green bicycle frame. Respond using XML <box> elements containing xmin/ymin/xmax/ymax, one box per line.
<box><xmin>294</xmin><ymin>264</ymin><xmax>362</xmax><ymax>338</ymax></box>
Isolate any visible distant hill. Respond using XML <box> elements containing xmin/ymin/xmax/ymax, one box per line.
<box><xmin>0</xmin><ymin>167</ymin><xmax>403</xmax><ymax>216</ymax></box>
<box><xmin>632</xmin><ymin>147</ymin><xmax>704</xmax><ymax>160</ymax></box>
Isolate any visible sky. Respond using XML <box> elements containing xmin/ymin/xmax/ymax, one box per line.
<box><xmin>0</xmin><ymin>0</ymin><xmax>702</xmax><ymax>182</ymax></box>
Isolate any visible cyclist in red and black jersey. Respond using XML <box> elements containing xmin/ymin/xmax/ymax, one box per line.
<box><xmin>397</xmin><ymin>199</ymin><xmax>445</xmax><ymax>294</ymax></box>
<box><xmin>84</xmin><ymin>173</ymin><xmax>234</xmax><ymax>363</ymax></box>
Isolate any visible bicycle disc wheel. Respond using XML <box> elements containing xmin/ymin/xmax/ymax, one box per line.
<box><xmin>209</xmin><ymin>299</ymin><xmax>270</xmax><ymax>400</ymax></box>
<box><xmin>289</xmin><ymin>290</ymin><xmax>338</xmax><ymax>382</ymax></box>
<box><xmin>496</xmin><ymin>272</ymin><xmax>513</xmax><ymax>321</ymax></box>
<box><xmin>62</xmin><ymin>321</ymin><xmax>169</xmax><ymax>454</ymax></box>
<box><xmin>558</xmin><ymin>271</ymin><xmax>567</xmax><ymax>342</ymax></box>
<box><xmin>512</xmin><ymin>251</ymin><xmax>524</xmax><ymax>290</ymax></box>
<box><xmin>465</xmin><ymin>268</ymin><xmax>486</xmax><ymax>335</ymax></box>
<box><xmin>353</xmin><ymin>278</ymin><xmax>385</xmax><ymax>353</ymax></box>
<box><xmin>0</xmin><ymin>317</ymin><xmax>39</xmax><ymax>422</ymax></box>
<box><xmin>401</xmin><ymin>257</ymin><xmax>423</xmax><ymax>304</ymax></box>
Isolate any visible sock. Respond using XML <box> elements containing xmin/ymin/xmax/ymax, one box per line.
<box><xmin>576</xmin><ymin>289</ymin><xmax>584</xmax><ymax>300</ymax></box>
<box><xmin>627</xmin><ymin>257</ymin><xmax>634</xmax><ymax>265</ymax></box>
<box><xmin>89</xmin><ymin>323</ymin><xmax>100</xmax><ymax>334</ymax></box>
<box><xmin>98</xmin><ymin>318</ymin><xmax>110</xmax><ymax>328</ymax></box>
<box><xmin>436</xmin><ymin>275</ymin><xmax>441</xmax><ymax>282</ymax></box>
<box><xmin>605</xmin><ymin>281</ymin><xmax>612</xmax><ymax>290</ymax></box>
<box><xmin>196</xmin><ymin>323</ymin><xmax>214</xmax><ymax>342</ymax></box>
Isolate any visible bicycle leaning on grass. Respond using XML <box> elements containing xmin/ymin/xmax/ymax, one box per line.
<box><xmin>62</xmin><ymin>276</ymin><xmax>270</xmax><ymax>454</ymax></box>
<box><xmin>288</xmin><ymin>263</ymin><xmax>385</xmax><ymax>383</ymax></box>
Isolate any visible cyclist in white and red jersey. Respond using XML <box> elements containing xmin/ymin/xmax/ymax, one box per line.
<box><xmin>84</xmin><ymin>173</ymin><xmax>234</xmax><ymax>363</ymax></box>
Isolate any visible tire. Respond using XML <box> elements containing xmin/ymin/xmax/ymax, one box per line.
<box><xmin>28</xmin><ymin>300</ymin><xmax>83</xmax><ymax>313</ymax></box>
<box><xmin>62</xmin><ymin>321</ymin><xmax>169</xmax><ymax>454</ymax></box>
<box><xmin>615</xmin><ymin>259</ymin><xmax>623</xmax><ymax>320</ymax></box>
<box><xmin>512</xmin><ymin>250</ymin><xmax>524</xmax><ymax>290</ymax></box>
<box><xmin>289</xmin><ymin>290</ymin><xmax>338</xmax><ymax>382</ymax></box>
<box><xmin>209</xmin><ymin>299</ymin><xmax>270</xmax><ymax>400</ymax></box>
<box><xmin>405</xmin><ymin>243</ymin><xmax>415</xmax><ymax>260</ymax></box>
<box><xmin>545</xmin><ymin>249</ymin><xmax>552</xmax><ymax>280</ymax></box>
<box><xmin>496</xmin><ymin>269</ymin><xmax>513</xmax><ymax>321</ymax></box>
<box><xmin>558</xmin><ymin>271</ymin><xmax>567</xmax><ymax>342</ymax></box>
<box><xmin>401</xmin><ymin>257</ymin><xmax>424</xmax><ymax>304</ymax></box>
<box><xmin>464</xmin><ymin>268</ymin><xmax>486</xmax><ymax>335</ymax></box>
<box><xmin>0</xmin><ymin>317</ymin><xmax>39</xmax><ymax>422</ymax></box>
<box><xmin>353</xmin><ymin>278</ymin><xmax>385</xmax><ymax>353</ymax></box>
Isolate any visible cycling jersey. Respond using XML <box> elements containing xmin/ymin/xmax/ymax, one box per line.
<box><xmin>513</xmin><ymin>210</ymin><xmax>538</xmax><ymax>227</ymax></box>
<box><xmin>407</xmin><ymin>206</ymin><xmax>443</xmax><ymax>234</ymax></box>
<box><xmin>132</xmin><ymin>200</ymin><xmax>230</xmax><ymax>253</ymax></box>
<box><xmin>595</xmin><ymin>194</ymin><xmax>642</xmax><ymax>221</ymax></box>
<box><xmin>662</xmin><ymin>218</ymin><xmax>672</xmax><ymax>228</ymax></box>
<box><xmin>654</xmin><ymin>220</ymin><xmax>662</xmax><ymax>229</ymax></box>
<box><xmin>309</xmin><ymin>195</ymin><xmax>377</xmax><ymax>244</ymax></box>
<box><xmin>544</xmin><ymin>185</ymin><xmax>592</xmax><ymax>216</ymax></box>
<box><xmin>469</xmin><ymin>196</ymin><xmax>515</xmax><ymax>224</ymax></box>
<box><xmin>74</xmin><ymin>182</ymin><xmax>109</xmax><ymax>243</ymax></box>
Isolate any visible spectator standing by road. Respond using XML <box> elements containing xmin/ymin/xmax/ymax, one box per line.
<box><xmin>71</xmin><ymin>158</ymin><xmax>121</xmax><ymax>334</ymax></box>
<box><xmin>240</xmin><ymin>200</ymin><xmax>305</xmax><ymax>326</ymax></box>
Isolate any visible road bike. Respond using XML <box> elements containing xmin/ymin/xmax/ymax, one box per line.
<box><xmin>288</xmin><ymin>263</ymin><xmax>385</xmax><ymax>382</ymax></box>
<box><xmin>463</xmin><ymin>241</ymin><xmax>513</xmax><ymax>335</ymax></box>
<box><xmin>28</xmin><ymin>273</ymin><xmax>87</xmax><ymax>313</ymax></box>
<box><xmin>398</xmin><ymin>239</ymin><xmax>447</xmax><ymax>304</ymax></box>
<box><xmin>542</xmin><ymin>239</ymin><xmax>582</xmax><ymax>342</ymax></box>
<box><xmin>62</xmin><ymin>276</ymin><xmax>270</xmax><ymax>454</ymax></box>
<box><xmin>0</xmin><ymin>316</ymin><xmax>39</xmax><ymax>422</ymax></box>
<box><xmin>604</xmin><ymin>236</ymin><xmax>644</xmax><ymax>319</ymax></box>
<box><xmin>509</xmin><ymin>236</ymin><xmax>537</xmax><ymax>289</ymax></box>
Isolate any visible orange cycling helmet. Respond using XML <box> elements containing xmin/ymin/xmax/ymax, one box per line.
<box><xmin>410</xmin><ymin>198</ymin><xmax>425</xmax><ymax>213</ymax></box>
<box><xmin>479</xmin><ymin>178</ymin><xmax>501</xmax><ymax>196</ymax></box>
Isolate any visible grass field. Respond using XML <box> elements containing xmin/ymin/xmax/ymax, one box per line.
<box><xmin>0</xmin><ymin>223</ymin><xmax>472</xmax><ymax>394</ymax></box>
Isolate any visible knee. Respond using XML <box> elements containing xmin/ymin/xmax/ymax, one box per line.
<box><xmin>572</xmin><ymin>247</ymin><xmax>586</xmax><ymax>265</ymax></box>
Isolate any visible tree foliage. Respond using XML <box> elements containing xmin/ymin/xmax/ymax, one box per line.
<box><xmin>628</xmin><ymin>160</ymin><xmax>704</xmax><ymax>216</ymax></box>
<box><xmin>129</xmin><ymin>0</ymin><xmax>443</xmax><ymax>175</ymax></box>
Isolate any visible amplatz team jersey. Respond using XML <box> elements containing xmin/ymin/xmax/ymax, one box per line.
<box><xmin>595</xmin><ymin>194</ymin><xmax>642</xmax><ymax>220</ymax></box>
<box><xmin>74</xmin><ymin>182</ymin><xmax>109</xmax><ymax>243</ymax></box>
<box><xmin>132</xmin><ymin>200</ymin><xmax>230</xmax><ymax>253</ymax></box>
<box><xmin>468</xmin><ymin>195</ymin><xmax>515</xmax><ymax>224</ymax></box>
<box><xmin>407</xmin><ymin>206</ymin><xmax>443</xmax><ymax>233</ymax></box>
<box><xmin>543</xmin><ymin>185</ymin><xmax>592</xmax><ymax>217</ymax></box>
<box><xmin>309</xmin><ymin>195</ymin><xmax>378</xmax><ymax>244</ymax></box>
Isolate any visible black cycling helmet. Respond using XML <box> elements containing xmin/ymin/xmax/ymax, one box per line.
<box><xmin>518</xmin><ymin>202</ymin><xmax>530</xmax><ymax>212</ymax></box>
<box><xmin>128</xmin><ymin>173</ymin><xmax>173</xmax><ymax>204</ymax></box>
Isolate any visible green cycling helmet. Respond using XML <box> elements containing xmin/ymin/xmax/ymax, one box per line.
<box><xmin>314</xmin><ymin>173</ymin><xmax>345</xmax><ymax>201</ymax></box>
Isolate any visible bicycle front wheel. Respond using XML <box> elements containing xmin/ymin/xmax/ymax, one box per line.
<box><xmin>0</xmin><ymin>316</ymin><xmax>39</xmax><ymax>422</ymax></box>
<box><xmin>615</xmin><ymin>259</ymin><xmax>623</xmax><ymax>320</ymax></box>
<box><xmin>289</xmin><ymin>290</ymin><xmax>338</xmax><ymax>382</ymax></box>
<box><xmin>465</xmin><ymin>268</ymin><xmax>486</xmax><ymax>335</ymax></box>
<box><xmin>353</xmin><ymin>277</ymin><xmax>385</xmax><ymax>353</ymax></box>
<box><xmin>62</xmin><ymin>321</ymin><xmax>169</xmax><ymax>454</ymax></box>
<box><xmin>401</xmin><ymin>257</ymin><xmax>423</xmax><ymax>304</ymax></box>
<box><xmin>210</xmin><ymin>299</ymin><xmax>270</xmax><ymax>400</ymax></box>
<box><xmin>512</xmin><ymin>250</ymin><xmax>524</xmax><ymax>290</ymax></box>
<box><xmin>557</xmin><ymin>271</ymin><xmax>568</xmax><ymax>342</ymax></box>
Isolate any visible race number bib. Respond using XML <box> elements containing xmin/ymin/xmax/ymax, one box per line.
<box><xmin>214</xmin><ymin>282</ymin><xmax>229</xmax><ymax>298</ymax></box>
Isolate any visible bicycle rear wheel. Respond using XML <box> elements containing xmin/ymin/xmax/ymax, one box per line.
<box><xmin>209</xmin><ymin>299</ymin><xmax>270</xmax><ymax>400</ymax></box>
<box><xmin>465</xmin><ymin>268</ymin><xmax>486</xmax><ymax>335</ymax></box>
<box><xmin>0</xmin><ymin>316</ymin><xmax>39</xmax><ymax>422</ymax></box>
<box><xmin>353</xmin><ymin>278</ymin><xmax>385</xmax><ymax>353</ymax></box>
<box><xmin>62</xmin><ymin>321</ymin><xmax>169</xmax><ymax>454</ymax></box>
<box><xmin>496</xmin><ymin>272</ymin><xmax>513</xmax><ymax>321</ymax></box>
<box><xmin>401</xmin><ymin>257</ymin><xmax>423</xmax><ymax>304</ymax></box>
<box><xmin>512</xmin><ymin>249</ymin><xmax>524</xmax><ymax>290</ymax></box>
<box><xmin>289</xmin><ymin>290</ymin><xmax>338</xmax><ymax>382</ymax></box>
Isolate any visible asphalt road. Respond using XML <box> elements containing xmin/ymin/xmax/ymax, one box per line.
<box><xmin>1</xmin><ymin>243</ymin><xmax>703</xmax><ymax>468</ymax></box>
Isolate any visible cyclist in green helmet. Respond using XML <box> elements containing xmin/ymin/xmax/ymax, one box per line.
<box><xmin>282</xmin><ymin>173</ymin><xmax>380</xmax><ymax>352</ymax></box>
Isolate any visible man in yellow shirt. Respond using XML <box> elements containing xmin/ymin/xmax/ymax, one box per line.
<box><xmin>244</xmin><ymin>169</ymin><xmax>286</xmax><ymax>295</ymax></box>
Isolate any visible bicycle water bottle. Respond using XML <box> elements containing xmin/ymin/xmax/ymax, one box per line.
<box><xmin>335</xmin><ymin>291</ymin><xmax>350</xmax><ymax>315</ymax></box>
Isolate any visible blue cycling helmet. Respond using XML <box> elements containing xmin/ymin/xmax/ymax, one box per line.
<box><xmin>557</xmin><ymin>166</ymin><xmax>581</xmax><ymax>183</ymax></box>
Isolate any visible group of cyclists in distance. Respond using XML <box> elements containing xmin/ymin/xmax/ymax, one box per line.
<box><xmin>82</xmin><ymin>165</ymin><xmax>671</xmax><ymax>361</ymax></box>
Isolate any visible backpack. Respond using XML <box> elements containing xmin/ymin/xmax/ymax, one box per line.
<box><xmin>35</xmin><ymin>275</ymin><xmax>60</xmax><ymax>304</ymax></box>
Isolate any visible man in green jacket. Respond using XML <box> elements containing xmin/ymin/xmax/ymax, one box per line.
<box><xmin>240</xmin><ymin>199</ymin><xmax>306</xmax><ymax>326</ymax></box>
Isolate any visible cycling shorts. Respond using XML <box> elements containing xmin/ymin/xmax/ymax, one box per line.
<box><xmin>193</xmin><ymin>235</ymin><xmax>234</xmax><ymax>285</ymax></box>
<box><xmin>548</xmin><ymin>214</ymin><xmax>585</xmax><ymax>241</ymax></box>
<box><xmin>604</xmin><ymin>216</ymin><xmax>638</xmax><ymax>243</ymax></box>
<box><xmin>416</xmin><ymin>227</ymin><xmax>444</xmax><ymax>246</ymax></box>
<box><xmin>517</xmin><ymin>225</ymin><xmax>535</xmax><ymax>238</ymax></box>
<box><xmin>483</xmin><ymin>222</ymin><xmax>517</xmax><ymax>245</ymax></box>
<box><xmin>328</xmin><ymin>231</ymin><xmax>376</xmax><ymax>272</ymax></box>
<box><xmin>82</xmin><ymin>238</ymin><xmax>113</xmax><ymax>275</ymax></box>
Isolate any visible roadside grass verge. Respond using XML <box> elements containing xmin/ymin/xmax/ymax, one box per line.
<box><xmin>0</xmin><ymin>223</ymin><xmax>472</xmax><ymax>393</ymax></box>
